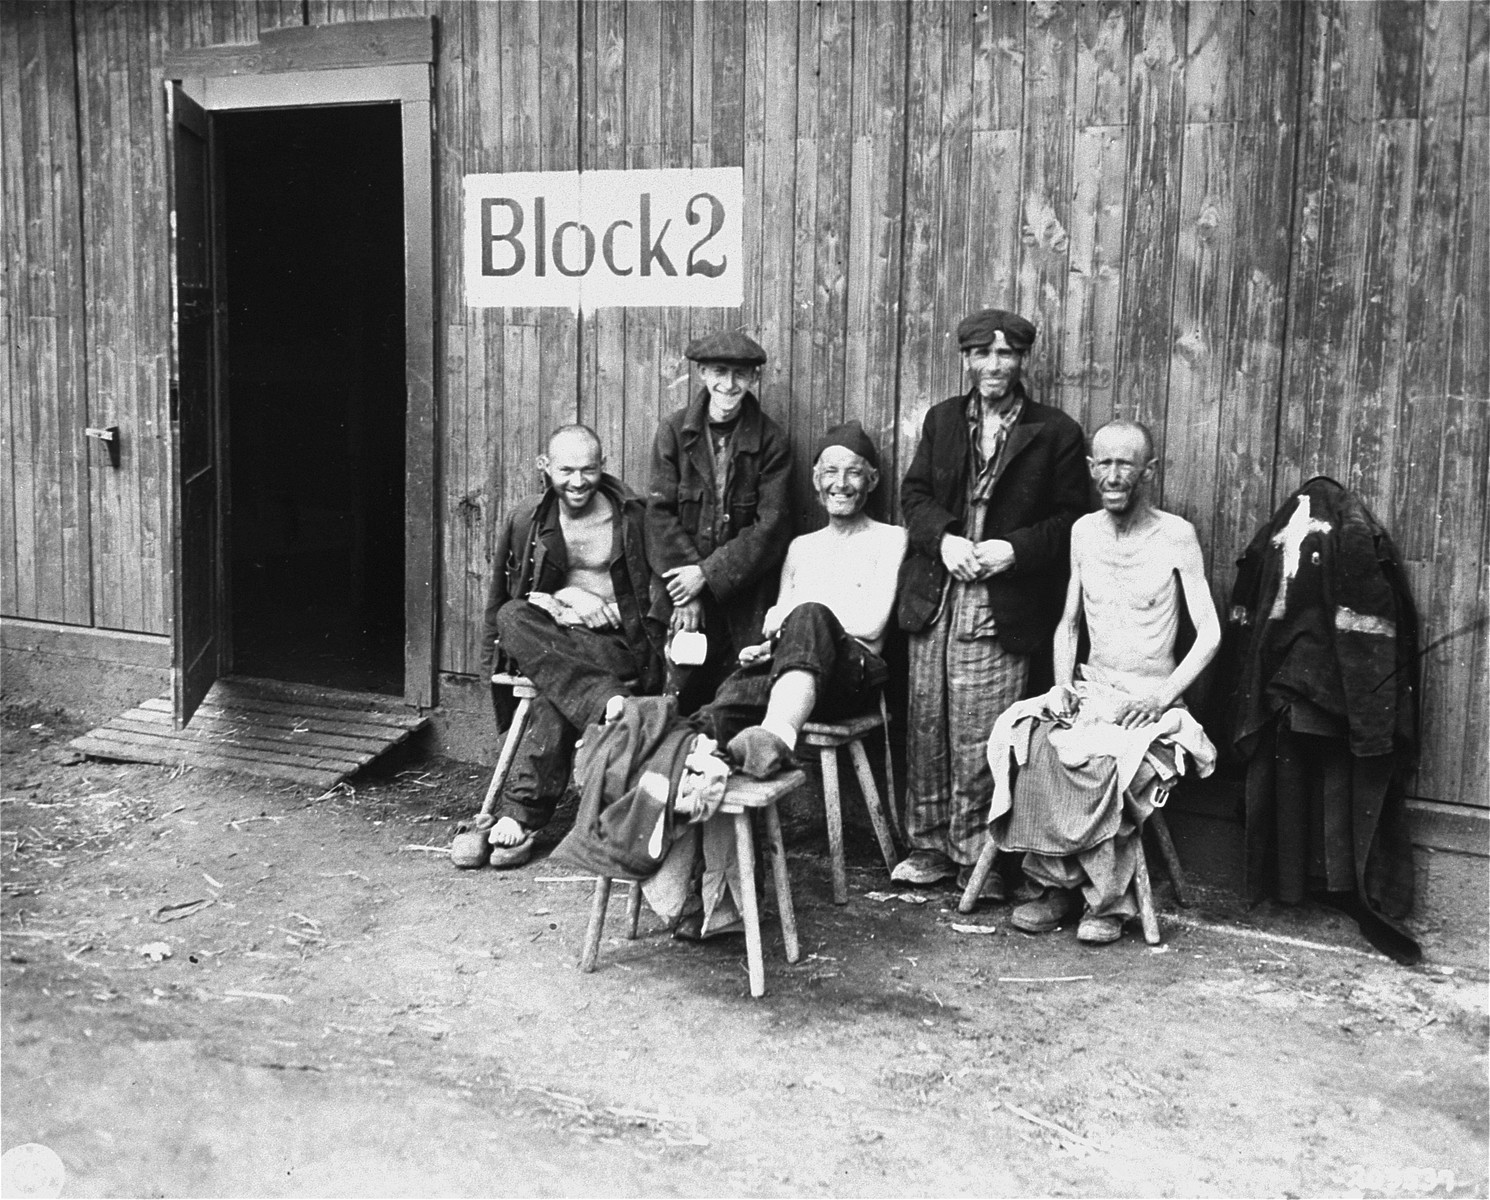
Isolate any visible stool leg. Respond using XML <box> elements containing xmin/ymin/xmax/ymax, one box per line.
<box><xmin>958</xmin><ymin>838</ymin><xmax>1000</xmax><ymax>915</ymax></box>
<box><xmin>480</xmin><ymin>697</ymin><xmax>531</xmax><ymax>818</ymax></box>
<box><xmin>625</xmin><ymin>880</ymin><xmax>643</xmax><ymax>939</ymax></box>
<box><xmin>733</xmin><ymin>811</ymin><xmax>766</xmax><ymax>997</ymax></box>
<box><xmin>848</xmin><ymin>737</ymin><xmax>898</xmax><ymax>874</ymax></box>
<box><xmin>820</xmin><ymin>747</ymin><xmax>848</xmax><ymax>906</ymax></box>
<box><xmin>1132</xmin><ymin>839</ymin><xmax>1160</xmax><ymax>946</ymax></box>
<box><xmin>763</xmin><ymin>801</ymin><xmax>800</xmax><ymax>964</ymax></box>
<box><xmin>580</xmin><ymin>876</ymin><xmax>611</xmax><ymax>972</ymax></box>
<box><xmin>1147</xmin><ymin>811</ymin><xmax>1190</xmax><ymax>907</ymax></box>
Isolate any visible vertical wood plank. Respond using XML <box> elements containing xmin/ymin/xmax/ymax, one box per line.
<box><xmin>1277</xmin><ymin>1</ymin><xmax>1381</xmax><ymax>493</ymax></box>
<box><xmin>795</xmin><ymin>0</ymin><xmax>853</xmax><ymax>456</ymax></box>
<box><xmin>436</xmin><ymin>0</ymin><xmax>477</xmax><ymax>677</ymax></box>
<box><xmin>579</xmin><ymin>0</ymin><xmax>629</xmax><ymax>476</ymax></box>
<box><xmin>1063</xmin><ymin>1</ymin><xmax>1129</xmax><ymax>434</ymax></box>
<box><xmin>899</xmin><ymin>2</ymin><xmax>955</xmax><ymax>503</ymax></box>
<box><xmin>755</xmin><ymin>0</ymin><xmax>799</xmax><ymax>513</ymax></box>
<box><xmin>1210</xmin><ymin>2</ymin><xmax>1300</xmax><ymax>590</ymax></box>
<box><xmin>1391</xmin><ymin>0</ymin><xmax>1471</xmax><ymax>564</ymax></box>
<box><xmin>844</xmin><ymin>0</ymin><xmax>907</xmax><ymax>510</ymax></box>
<box><xmin>1015</xmin><ymin>1</ymin><xmax>1076</xmax><ymax>410</ymax></box>
<box><xmin>538</xmin><ymin>0</ymin><xmax>580</xmax><ymax>447</ymax></box>
<box><xmin>1445</xmin><ymin>109</ymin><xmax>1488</xmax><ymax>807</ymax></box>
<box><xmin>618</xmin><ymin>0</ymin><xmax>663</xmax><ymax>495</ymax></box>
<box><xmin>971</xmin><ymin>0</ymin><xmax>1024</xmax><ymax>131</ymax></box>
<box><xmin>255</xmin><ymin>2</ymin><xmax>304</xmax><ymax>34</ymax></box>
<box><xmin>1183</xmin><ymin>0</ymin><xmax>1242</xmax><ymax>124</ymax></box>
<box><xmin>0</xmin><ymin>2</ymin><xmax>19</xmax><ymax>618</ymax></box>
<box><xmin>1114</xmin><ymin>0</ymin><xmax>1185</xmax><ymax>435</ymax></box>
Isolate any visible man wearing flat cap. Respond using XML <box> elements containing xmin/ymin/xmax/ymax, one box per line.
<box><xmin>647</xmin><ymin>330</ymin><xmax>793</xmax><ymax>713</ymax></box>
<box><xmin>894</xmin><ymin>308</ymin><xmax>1090</xmax><ymax>891</ymax></box>
<box><xmin>695</xmin><ymin>421</ymin><xmax>907</xmax><ymax>780</ymax></box>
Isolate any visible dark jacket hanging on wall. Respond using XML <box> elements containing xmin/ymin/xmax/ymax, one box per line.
<box><xmin>1224</xmin><ymin>477</ymin><xmax>1421</xmax><ymax>963</ymax></box>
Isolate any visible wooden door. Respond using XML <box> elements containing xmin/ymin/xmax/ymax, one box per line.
<box><xmin>167</xmin><ymin>83</ymin><xmax>221</xmax><ymax>727</ymax></box>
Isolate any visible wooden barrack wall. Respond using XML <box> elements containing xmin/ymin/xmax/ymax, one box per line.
<box><xmin>2</xmin><ymin>1</ymin><xmax>1485</xmax><ymax>808</ymax></box>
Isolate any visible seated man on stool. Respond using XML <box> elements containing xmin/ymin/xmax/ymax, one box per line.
<box><xmin>479</xmin><ymin>424</ymin><xmax>664</xmax><ymax>868</ymax></box>
<box><xmin>696</xmin><ymin>421</ymin><xmax>907</xmax><ymax>779</ymax></box>
<box><xmin>994</xmin><ymin>420</ymin><xmax>1220</xmax><ymax>943</ymax></box>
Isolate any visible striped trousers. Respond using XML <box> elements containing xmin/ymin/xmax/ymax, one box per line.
<box><xmin>904</xmin><ymin>579</ymin><xmax>1029</xmax><ymax>867</ymax></box>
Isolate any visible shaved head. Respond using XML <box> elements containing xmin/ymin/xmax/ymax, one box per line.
<box><xmin>1091</xmin><ymin>419</ymin><xmax>1155</xmax><ymax>464</ymax></box>
<box><xmin>547</xmin><ymin>423</ymin><xmax>603</xmax><ymax>459</ymax></box>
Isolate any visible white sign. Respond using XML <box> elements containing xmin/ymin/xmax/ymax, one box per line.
<box><xmin>464</xmin><ymin>168</ymin><xmax>743</xmax><ymax>309</ymax></box>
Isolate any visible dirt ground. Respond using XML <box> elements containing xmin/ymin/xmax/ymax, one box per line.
<box><xmin>2</xmin><ymin>701</ymin><xmax>1486</xmax><ymax>1199</ymax></box>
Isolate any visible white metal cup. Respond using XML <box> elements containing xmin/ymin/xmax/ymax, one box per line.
<box><xmin>669</xmin><ymin>630</ymin><xmax>708</xmax><ymax>666</ymax></box>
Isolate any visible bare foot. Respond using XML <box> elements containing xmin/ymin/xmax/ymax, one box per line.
<box><xmin>488</xmin><ymin>815</ymin><xmax>531</xmax><ymax>847</ymax></box>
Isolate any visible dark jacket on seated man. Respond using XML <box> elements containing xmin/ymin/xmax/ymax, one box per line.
<box><xmin>481</xmin><ymin>472</ymin><xmax>664</xmax><ymax>698</ymax></box>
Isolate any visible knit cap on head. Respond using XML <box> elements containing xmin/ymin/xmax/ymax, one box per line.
<box><xmin>684</xmin><ymin>330</ymin><xmax>768</xmax><ymax>366</ymax></box>
<box><xmin>813</xmin><ymin>420</ymin><xmax>879</xmax><ymax>470</ymax></box>
<box><xmin>956</xmin><ymin>308</ymin><xmax>1036</xmax><ymax>352</ymax></box>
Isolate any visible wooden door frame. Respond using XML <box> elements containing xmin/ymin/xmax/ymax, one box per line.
<box><xmin>165</xmin><ymin>18</ymin><xmax>437</xmax><ymax>709</ymax></box>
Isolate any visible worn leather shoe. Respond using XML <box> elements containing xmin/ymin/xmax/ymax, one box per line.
<box><xmin>1077</xmin><ymin>911</ymin><xmax>1124</xmax><ymax>944</ymax></box>
<box><xmin>1010</xmin><ymin>887</ymin><xmax>1080</xmax><ymax>934</ymax></box>
<box><xmin>890</xmin><ymin>850</ymin><xmax>957</xmax><ymax>886</ymax></box>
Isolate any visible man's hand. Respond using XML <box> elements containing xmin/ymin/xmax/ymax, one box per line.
<box><xmin>553</xmin><ymin>587</ymin><xmax>621</xmax><ymax>629</ymax></box>
<box><xmin>1047</xmin><ymin>684</ymin><xmax>1080</xmax><ymax>721</ymax></box>
<box><xmin>939</xmin><ymin>534</ymin><xmax>982</xmax><ymax>582</ymax></box>
<box><xmin>1113</xmin><ymin>693</ymin><xmax>1169</xmax><ymax>730</ymax></box>
<box><xmin>664</xmin><ymin>564</ymin><xmax>707</xmax><ymax>605</ymax></box>
<box><xmin>737</xmin><ymin>642</ymin><xmax>772</xmax><ymax>666</ymax></box>
<box><xmin>670</xmin><ymin>598</ymin><xmax>703</xmax><ymax>634</ymax></box>
<box><xmin>760</xmin><ymin>603</ymin><xmax>787</xmax><ymax>639</ymax></box>
<box><xmin>974</xmin><ymin>539</ymin><xmax>1016</xmax><ymax>577</ymax></box>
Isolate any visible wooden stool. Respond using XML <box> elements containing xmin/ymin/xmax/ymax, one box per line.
<box><xmin>475</xmin><ymin>673</ymin><xmax>539</xmax><ymax>822</ymax></box>
<box><xmin>957</xmin><ymin>807</ymin><xmax>1185</xmax><ymax>945</ymax></box>
<box><xmin>801</xmin><ymin>714</ymin><xmax>901</xmax><ymax>905</ymax></box>
<box><xmin>1144</xmin><ymin>809</ymin><xmax>1190</xmax><ymax>906</ymax></box>
<box><xmin>579</xmin><ymin>769</ymin><xmax>807</xmax><ymax>998</ymax></box>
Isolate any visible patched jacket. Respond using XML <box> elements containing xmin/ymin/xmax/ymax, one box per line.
<box><xmin>898</xmin><ymin>387</ymin><xmax>1090</xmax><ymax>656</ymax></box>
<box><xmin>480</xmin><ymin>474</ymin><xmax>663</xmax><ymax>694</ymax></box>
<box><xmin>646</xmin><ymin>389</ymin><xmax>793</xmax><ymax>650</ymax></box>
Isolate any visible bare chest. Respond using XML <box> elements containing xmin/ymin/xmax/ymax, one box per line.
<box><xmin>559</xmin><ymin>504</ymin><xmax>616</xmax><ymax>573</ymax></box>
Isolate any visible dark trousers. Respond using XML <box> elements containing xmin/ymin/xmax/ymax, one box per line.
<box><xmin>492</xmin><ymin>600</ymin><xmax>644</xmax><ymax>829</ymax></box>
<box><xmin>694</xmin><ymin>602</ymin><xmax>887</xmax><ymax>746</ymax></box>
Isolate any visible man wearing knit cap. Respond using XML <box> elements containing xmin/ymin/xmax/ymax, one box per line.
<box><xmin>647</xmin><ymin>330</ymin><xmax>793</xmax><ymax>714</ymax></box>
<box><xmin>694</xmin><ymin>420</ymin><xmax>907</xmax><ymax>779</ymax></box>
<box><xmin>894</xmin><ymin>308</ymin><xmax>1089</xmax><ymax>892</ymax></box>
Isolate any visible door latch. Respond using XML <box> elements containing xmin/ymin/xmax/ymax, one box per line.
<box><xmin>85</xmin><ymin>425</ymin><xmax>121</xmax><ymax>468</ymax></box>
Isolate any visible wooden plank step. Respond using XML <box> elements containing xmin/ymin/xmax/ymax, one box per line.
<box><xmin>96</xmin><ymin>717</ymin><xmax>369</xmax><ymax>772</ymax></box>
<box><xmin>69</xmin><ymin>733</ymin><xmax>346</xmax><ymax>789</ymax></box>
<box><xmin>184</xmin><ymin>693</ymin><xmax>426</xmax><ymax>734</ymax></box>
<box><xmin>74</xmin><ymin>722</ymin><xmax>364</xmax><ymax>773</ymax></box>
<box><xmin>133</xmin><ymin>699</ymin><xmax>414</xmax><ymax>750</ymax></box>
<box><xmin>70</xmin><ymin>684</ymin><xmax>427</xmax><ymax>788</ymax></box>
<box><xmin>215</xmin><ymin>677</ymin><xmax>425</xmax><ymax>724</ymax></box>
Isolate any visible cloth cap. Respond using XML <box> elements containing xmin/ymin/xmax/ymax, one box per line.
<box><xmin>684</xmin><ymin>330</ymin><xmax>768</xmax><ymax>367</ymax></box>
<box><xmin>814</xmin><ymin>420</ymin><xmax>880</xmax><ymax>470</ymax></box>
<box><xmin>956</xmin><ymin>308</ymin><xmax>1036</xmax><ymax>352</ymax></box>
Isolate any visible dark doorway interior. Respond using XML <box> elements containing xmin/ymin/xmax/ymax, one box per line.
<box><xmin>220</xmin><ymin>104</ymin><xmax>405</xmax><ymax>696</ymax></box>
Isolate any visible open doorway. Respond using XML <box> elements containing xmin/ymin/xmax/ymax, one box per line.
<box><xmin>218</xmin><ymin>104</ymin><xmax>406</xmax><ymax>696</ymax></box>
